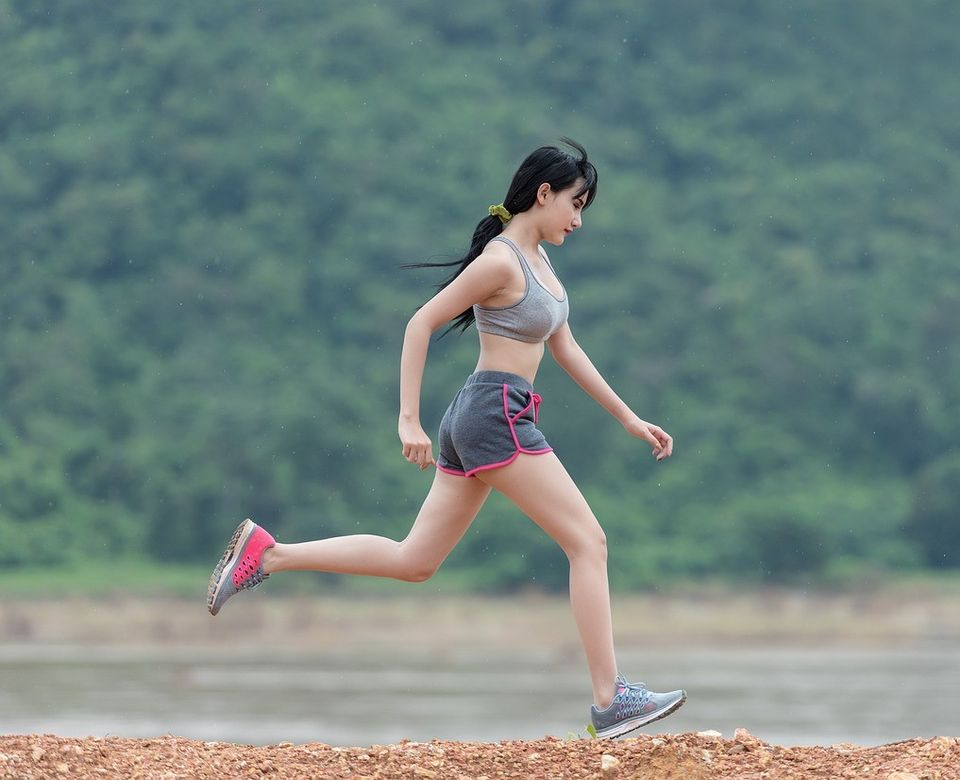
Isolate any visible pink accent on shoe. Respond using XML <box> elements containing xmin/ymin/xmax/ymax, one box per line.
<box><xmin>231</xmin><ymin>525</ymin><xmax>276</xmax><ymax>588</ymax></box>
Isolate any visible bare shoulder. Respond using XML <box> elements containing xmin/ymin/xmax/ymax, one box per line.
<box><xmin>455</xmin><ymin>239</ymin><xmax>518</xmax><ymax>288</ymax></box>
<box><xmin>474</xmin><ymin>238</ymin><xmax>518</xmax><ymax>273</ymax></box>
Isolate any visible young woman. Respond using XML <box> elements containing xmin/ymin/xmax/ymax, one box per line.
<box><xmin>207</xmin><ymin>139</ymin><xmax>687</xmax><ymax>738</ymax></box>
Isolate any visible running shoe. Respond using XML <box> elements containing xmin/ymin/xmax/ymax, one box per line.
<box><xmin>207</xmin><ymin>518</ymin><xmax>275</xmax><ymax>616</ymax></box>
<box><xmin>590</xmin><ymin>674</ymin><xmax>687</xmax><ymax>739</ymax></box>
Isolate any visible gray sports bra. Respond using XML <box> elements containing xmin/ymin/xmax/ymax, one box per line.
<box><xmin>473</xmin><ymin>236</ymin><xmax>569</xmax><ymax>343</ymax></box>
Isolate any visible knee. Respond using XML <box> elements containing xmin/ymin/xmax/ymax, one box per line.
<box><xmin>395</xmin><ymin>545</ymin><xmax>441</xmax><ymax>582</ymax></box>
<box><xmin>591</xmin><ymin>526</ymin><xmax>608</xmax><ymax>562</ymax></box>
<box><xmin>566</xmin><ymin>519</ymin><xmax>607</xmax><ymax>563</ymax></box>
<box><xmin>398</xmin><ymin>563</ymin><xmax>438</xmax><ymax>583</ymax></box>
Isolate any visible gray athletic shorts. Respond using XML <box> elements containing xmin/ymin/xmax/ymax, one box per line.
<box><xmin>436</xmin><ymin>370</ymin><xmax>553</xmax><ymax>477</ymax></box>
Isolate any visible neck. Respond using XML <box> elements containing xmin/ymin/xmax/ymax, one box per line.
<box><xmin>499</xmin><ymin>212</ymin><xmax>544</xmax><ymax>254</ymax></box>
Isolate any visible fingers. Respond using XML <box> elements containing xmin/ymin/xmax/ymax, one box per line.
<box><xmin>402</xmin><ymin>441</ymin><xmax>435</xmax><ymax>470</ymax></box>
<box><xmin>415</xmin><ymin>447</ymin><xmax>436</xmax><ymax>470</ymax></box>
<box><xmin>624</xmin><ymin>417</ymin><xmax>676</xmax><ymax>462</ymax></box>
<box><xmin>650</xmin><ymin>426</ymin><xmax>673</xmax><ymax>461</ymax></box>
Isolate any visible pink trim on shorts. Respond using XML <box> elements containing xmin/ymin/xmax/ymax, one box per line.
<box><xmin>436</xmin><ymin>447</ymin><xmax>553</xmax><ymax>478</ymax></box>
<box><xmin>436</xmin><ymin>462</ymin><xmax>469</xmax><ymax>477</ymax></box>
<box><xmin>433</xmin><ymin>385</ymin><xmax>553</xmax><ymax>478</ymax></box>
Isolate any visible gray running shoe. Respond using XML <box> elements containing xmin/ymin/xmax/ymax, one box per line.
<box><xmin>591</xmin><ymin>674</ymin><xmax>687</xmax><ymax>739</ymax></box>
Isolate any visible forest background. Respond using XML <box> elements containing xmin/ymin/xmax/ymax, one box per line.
<box><xmin>1</xmin><ymin>0</ymin><xmax>958</xmax><ymax>595</ymax></box>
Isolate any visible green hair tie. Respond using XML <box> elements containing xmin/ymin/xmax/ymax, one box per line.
<box><xmin>488</xmin><ymin>203</ymin><xmax>512</xmax><ymax>224</ymax></box>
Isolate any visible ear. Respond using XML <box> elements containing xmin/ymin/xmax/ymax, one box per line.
<box><xmin>536</xmin><ymin>182</ymin><xmax>552</xmax><ymax>205</ymax></box>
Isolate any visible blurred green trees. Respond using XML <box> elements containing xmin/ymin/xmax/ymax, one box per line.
<box><xmin>906</xmin><ymin>452</ymin><xmax>960</xmax><ymax>568</ymax></box>
<box><xmin>1</xmin><ymin>0</ymin><xmax>957</xmax><ymax>588</ymax></box>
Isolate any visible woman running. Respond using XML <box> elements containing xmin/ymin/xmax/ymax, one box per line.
<box><xmin>207</xmin><ymin>139</ymin><xmax>687</xmax><ymax>738</ymax></box>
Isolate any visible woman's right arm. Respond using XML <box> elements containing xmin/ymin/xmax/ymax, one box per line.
<box><xmin>398</xmin><ymin>315</ymin><xmax>437</xmax><ymax>468</ymax></box>
<box><xmin>397</xmin><ymin>249</ymin><xmax>513</xmax><ymax>470</ymax></box>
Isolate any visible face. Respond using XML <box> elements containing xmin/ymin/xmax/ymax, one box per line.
<box><xmin>538</xmin><ymin>177</ymin><xmax>587</xmax><ymax>245</ymax></box>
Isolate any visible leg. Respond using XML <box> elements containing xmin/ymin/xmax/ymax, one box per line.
<box><xmin>474</xmin><ymin>452</ymin><xmax>619</xmax><ymax>710</ymax></box>
<box><xmin>262</xmin><ymin>470</ymin><xmax>491</xmax><ymax>582</ymax></box>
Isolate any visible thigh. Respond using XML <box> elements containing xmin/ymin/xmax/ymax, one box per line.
<box><xmin>401</xmin><ymin>469</ymin><xmax>492</xmax><ymax>563</ymax></box>
<box><xmin>474</xmin><ymin>452</ymin><xmax>605</xmax><ymax>556</ymax></box>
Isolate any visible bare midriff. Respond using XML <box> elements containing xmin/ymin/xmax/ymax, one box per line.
<box><xmin>474</xmin><ymin>331</ymin><xmax>545</xmax><ymax>385</ymax></box>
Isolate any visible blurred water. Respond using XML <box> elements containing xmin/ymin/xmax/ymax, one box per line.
<box><xmin>0</xmin><ymin>643</ymin><xmax>957</xmax><ymax>747</ymax></box>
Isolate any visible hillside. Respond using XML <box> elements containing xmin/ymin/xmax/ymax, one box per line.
<box><xmin>2</xmin><ymin>1</ymin><xmax>958</xmax><ymax>588</ymax></box>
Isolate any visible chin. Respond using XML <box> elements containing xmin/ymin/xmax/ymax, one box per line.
<box><xmin>546</xmin><ymin>234</ymin><xmax>565</xmax><ymax>246</ymax></box>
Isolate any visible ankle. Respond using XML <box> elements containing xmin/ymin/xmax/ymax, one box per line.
<box><xmin>593</xmin><ymin>671</ymin><xmax>618</xmax><ymax>710</ymax></box>
<box><xmin>261</xmin><ymin>545</ymin><xmax>279</xmax><ymax>574</ymax></box>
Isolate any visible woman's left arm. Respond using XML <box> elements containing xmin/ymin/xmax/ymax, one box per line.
<box><xmin>547</xmin><ymin>324</ymin><xmax>673</xmax><ymax>461</ymax></box>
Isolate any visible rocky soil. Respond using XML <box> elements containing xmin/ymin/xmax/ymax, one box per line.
<box><xmin>2</xmin><ymin>730</ymin><xmax>957</xmax><ymax>779</ymax></box>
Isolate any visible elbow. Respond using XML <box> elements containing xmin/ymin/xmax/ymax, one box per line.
<box><xmin>405</xmin><ymin>310</ymin><xmax>439</xmax><ymax>340</ymax></box>
<box><xmin>405</xmin><ymin>310</ymin><xmax>429</xmax><ymax>333</ymax></box>
<box><xmin>407</xmin><ymin>306</ymin><xmax>446</xmax><ymax>339</ymax></box>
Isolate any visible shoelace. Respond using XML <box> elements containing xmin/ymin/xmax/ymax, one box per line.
<box><xmin>233</xmin><ymin>553</ymin><xmax>270</xmax><ymax>590</ymax></box>
<box><xmin>238</xmin><ymin>567</ymin><xmax>268</xmax><ymax>590</ymax></box>
<box><xmin>614</xmin><ymin>679</ymin><xmax>652</xmax><ymax>718</ymax></box>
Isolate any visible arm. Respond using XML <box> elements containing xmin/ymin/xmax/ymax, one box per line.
<box><xmin>547</xmin><ymin>324</ymin><xmax>673</xmax><ymax>461</ymax></box>
<box><xmin>398</xmin><ymin>250</ymin><xmax>514</xmax><ymax>469</ymax></box>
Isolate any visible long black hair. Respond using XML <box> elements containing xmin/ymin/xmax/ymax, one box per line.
<box><xmin>406</xmin><ymin>137</ymin><xmax>598</xmax><ymax>335</ymax></box>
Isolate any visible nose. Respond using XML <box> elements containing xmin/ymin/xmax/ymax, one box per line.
<box><xmin>571</xmin><ymin>214</ymin><xmax>582</xmax><ymax>229</ymax></box>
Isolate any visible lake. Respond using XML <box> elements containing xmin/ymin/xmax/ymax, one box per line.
<box><xmin>1</xmin><ymin>642</ymin><xmax>957</xmax><ymax>747</ymax></box>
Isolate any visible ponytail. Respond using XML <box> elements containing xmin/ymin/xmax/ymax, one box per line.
<box><xmin>404</xmin><ymin>138</ymin><xmax>598</xmax><ymax>337</ymax></box>
<box><xmin>402</xmin><ymin>213</ymin><xmax>504</xmax><ymax>336</ymax></box>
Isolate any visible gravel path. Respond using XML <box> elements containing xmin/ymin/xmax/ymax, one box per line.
<box><xmin>2</xmin><ymin>731</ymin><xmax>957</xmax><ymax>779</ymax></box>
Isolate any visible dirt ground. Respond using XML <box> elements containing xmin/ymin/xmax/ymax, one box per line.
<box><xmin>1</xmin><ymin>730</ymin><xmax>957</xmax><ymax>780</ymax></box>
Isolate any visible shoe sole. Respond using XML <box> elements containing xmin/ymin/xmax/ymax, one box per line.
<box><xmin>207</xmin><ymin>518</ymin><xmax>256</xmax><ymax>616</ymax></box>
<box><xmin>595</xmin><ymin>691</ymin><xmax>688</xmax><ymax>739</ymax></box>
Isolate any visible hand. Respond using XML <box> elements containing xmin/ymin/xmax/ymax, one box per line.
<box><xmin>623</xmin><ymin>415</ymin><xmax>673</xmax><ymax>462</ymax></box>
<box><xmin>398</xmin><ymin>417</ymin><xmax>436</xmax><ymax>470</ymax></box>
